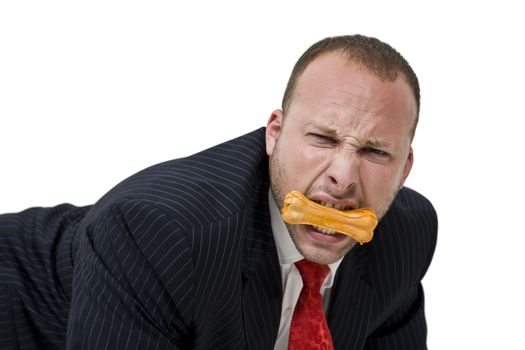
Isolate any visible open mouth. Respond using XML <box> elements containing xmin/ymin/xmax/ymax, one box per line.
<box><xmin>312</xmin><ymin>225</ymin><xmax>342</xmax><ymax>235</ymax></box>
<box><xmin>281</xmin><ymin>191</ymin><xmax>376</xmax><ymax>244</ymax></box>
<box><xmin>313</xmin><ymin>200</ymin><xmax>354</xmax><ymax>211</ymax></box>
<box><xmin>311</xmin><ymin>200</ymin><xmax>354</xmax><ymax>236</ymax></box>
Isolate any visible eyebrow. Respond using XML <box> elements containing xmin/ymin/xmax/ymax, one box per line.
<box><xmin>364</xmin><ymin>138</ymin><xmax>390</xmax><ymax>148</ymax></box>
<box><xmin>313</xmin><ymin>123</ymin><xmax>339</xmax><ymax>137</ymax></box>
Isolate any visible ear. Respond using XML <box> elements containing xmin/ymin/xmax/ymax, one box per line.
<box><xmin>398</xmin><ymin>147</ymin><xmax>414</xmax><ymax>188</ymax></box>
<box><xmin>265</xmin><ymin>109</ymin><xmax>284</xmax><ymax>157</ymax></box>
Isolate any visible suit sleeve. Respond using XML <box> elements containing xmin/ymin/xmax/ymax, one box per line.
<box><xmin>364</xmin><ymin>283</ymin><xmax>428</xmax><ymax>350</ymax></box>
<box><xmin>66</xmin><ymin>200</ymin><xmax>194</xmax><ymax>349</ymax></box>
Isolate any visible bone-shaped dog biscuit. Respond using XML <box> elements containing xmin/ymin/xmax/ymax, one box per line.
<box><xmin>281</xmin><ymin>191</ymin><xmax>378</xmax><ymax>244</ymax></box>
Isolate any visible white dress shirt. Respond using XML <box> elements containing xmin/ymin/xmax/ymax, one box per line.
<box><xmin>268</xmin><ymin>191</ymin><xmax>343</xmax><ymax>350</ymax></box>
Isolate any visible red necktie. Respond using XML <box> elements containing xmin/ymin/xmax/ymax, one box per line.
<box><xmin>288</xmin><ymin>259</ymin><xmax>334</xmax><ymax>350</ymax></box>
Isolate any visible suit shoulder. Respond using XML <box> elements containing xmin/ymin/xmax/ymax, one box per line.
<box><xmin>395</xmin><ymin>187</ymin><xmax>436</xmax><ymax>216</ymax></box>
<box><xmin>88</xmin><ymin>128</ymin><xmax>268</xmax><ymax>226</ymax></box>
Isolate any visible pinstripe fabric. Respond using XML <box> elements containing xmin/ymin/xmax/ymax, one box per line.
<box><xmin>0</xmin><ymin>204</ymin><xmax>89</xmax><ymax>349</ymax></box>
<box><xmin>327</xmin><ymin>187</ymin><xmax>437</xmax><ymax>349</ymax></box>
<box><xmin>1</xmin><ymin>127</ymin><xmax>437</xmax><ymax>349</ymax></box>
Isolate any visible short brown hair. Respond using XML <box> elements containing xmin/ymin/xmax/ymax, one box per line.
<box><xmin>282</xmin><ymin>35</ymin><xmax>420</xmax><ymax>135</ymax></box>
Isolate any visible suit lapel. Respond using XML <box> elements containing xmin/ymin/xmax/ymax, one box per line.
<box><xmin>241</xmin><ymin>179</ymin><xmax>282</xmax><ymax>350</ymax></box>
<box><xmin>327</xmin><ymin>245</ymin><xmax>376</xmax><ymax>349</ymax></box>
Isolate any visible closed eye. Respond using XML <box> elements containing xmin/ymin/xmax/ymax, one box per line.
<box><xmin>307</xmin><ymin>133</ymin><xmax>338</xmax><ymax>146</ymax></box>
<box><xmin>360</xmin><ymin>147</ymin><xmax>390</xmax><ymax>159</ymax></box>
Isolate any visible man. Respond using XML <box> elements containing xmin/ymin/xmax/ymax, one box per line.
<box><xmin>0</xmin><ymin>35</ymin><xmax>437</xmax><ymax>349</ymax></box>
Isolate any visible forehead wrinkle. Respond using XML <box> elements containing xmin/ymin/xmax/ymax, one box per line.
<box><xmin>341</xmin><ymin>135</ymin><xmax>365</xmax><ymax>150</ymax></box>
<box><xmin>313</xmin><ymin>120</ymin><xmax>358</xmax><ymax>145</ymax></box>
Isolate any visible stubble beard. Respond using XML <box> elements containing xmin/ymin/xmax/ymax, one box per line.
<box><xmin>268</xmin><ymin>146</ymin><xmax>286</xmax><ymax>213</ymax></box>
<box><xmin>374</xmin><ymin>186</ymin><xmax>400</xmax><ymax>221</ymax></box>
<box><xmin>269</xmin><ymin>144</ymin><xmax>353</xmax><ymax>264</ymax></box>
<box><xmin>268</xmin><ymin>142</ymin><xmax>400</xmax><ymax>264</ymax></box>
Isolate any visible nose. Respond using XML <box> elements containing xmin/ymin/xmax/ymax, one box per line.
<box><xmin>326</xmin><ymin>153</ymin><xmax>359</xmax><ymax>193</ymax></box>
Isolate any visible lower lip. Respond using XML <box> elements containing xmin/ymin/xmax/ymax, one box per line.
<box><xmin>305</xmin><ymin>225</ymin><xmax>348</xmax><ymax>243</ymax></box>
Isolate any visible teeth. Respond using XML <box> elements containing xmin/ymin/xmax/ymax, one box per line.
<box><xmin>316</xmin><ymin>201</ymin><xmax>351</xmax><ymax>211</ymax></box>
<box><xmin>313</xmin><ymin>225</ymin><xmax>339</xmax><ymax>235</ymax></box>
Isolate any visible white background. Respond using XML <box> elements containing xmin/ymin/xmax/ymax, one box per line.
<box><xmin>1</xmin><ymin>1</ymin><xmax>523</xmax><ymax>348</ymax></box>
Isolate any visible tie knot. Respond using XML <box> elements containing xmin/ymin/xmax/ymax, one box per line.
<box><xmin>295</xmin><ymin>259</ymin><xmax>330</xmax><ymax>290</ymax></box>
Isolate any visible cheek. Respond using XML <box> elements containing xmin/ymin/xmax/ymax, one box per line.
<box><xmin>285</xmin><ymin>141</ymin><xmax>327</xmax><ymax>172</ymax></box>
<box><xmin>293</xmin><ymin>147</ymin><xmax>331</xmax><ymax>181</ymax></box>
<box><xmin>360</xmin><ymin>164</ymin><xmax>401</xmax><ymax>200</ymax></box>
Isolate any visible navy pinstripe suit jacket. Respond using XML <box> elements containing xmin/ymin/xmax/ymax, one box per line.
<box><xmin>0</xmin><ymin>128</ymin><xmax>437</xmax><ymax>349</ymax></box>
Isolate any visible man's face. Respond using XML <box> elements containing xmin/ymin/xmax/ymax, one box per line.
<box><xmin>266</xmin><ymin>52</ymin><xmax>416</xmax><ymax>264</ymax></box>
